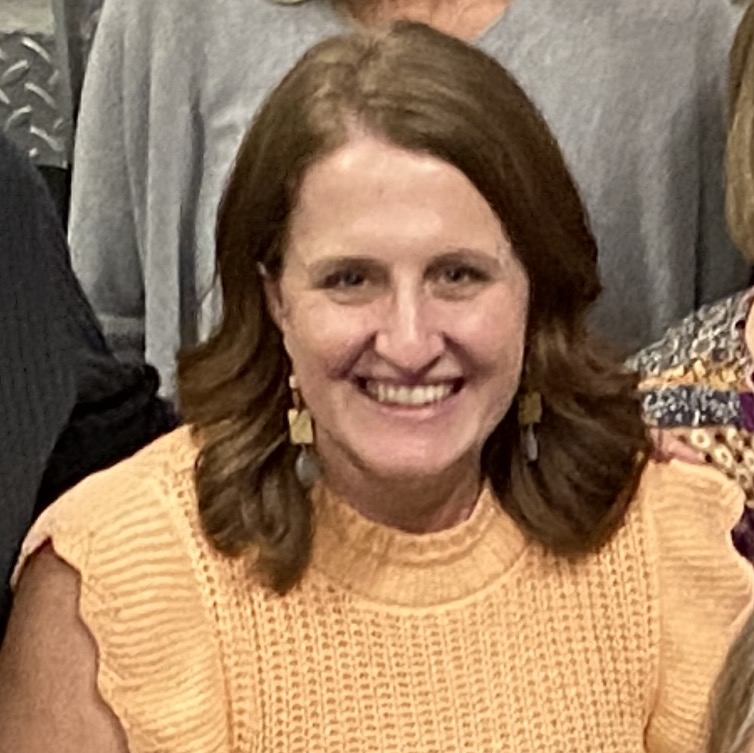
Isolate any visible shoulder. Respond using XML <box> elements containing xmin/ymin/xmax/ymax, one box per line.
<box><xmin>104</xmin><ymin>0</ymin><xmax>299</xmax><ymax>43</ymax></box>
<box><xmin>14</xmin><ymin>426</ymin><xmax>199</xmax><ymax>582</ymax></box>
<box><xmin>11</xmin><ymin>427</ymin><xmax>232</xmax><ymax>751</ymax></box>
<box><xmin>23</xmin><ymin>427</ymin><xmax>198</xmax><ymax>545</ymax></box>
<box><xmin>90</xmin><ymin>0</ymin><xmax>321</xmax><ymax>102</ymax></box>
<box><xmin>601</xmin><ymin>458</ymin><xmax>747</xmax><ymax>582</ymax></box>
<box><xmin>629</xmin><ymin>291</ymin><xmax>752</xmax><ymax>429</ymax></box>
<box><xmin>91</xmin><ymin>0</ymin><xmax>208</xmax><ymax>59</ymax></box>
<box><xmin>630</xmin><ymin>458</ymin><xmax>752</xmax><ymax>633</ymax></box>
<box><xmin>635</xmin><ymin>460</ymin><xmax>744</xmax><ymax>548</ymax></box>
<box><xmin>629</xmin><ymin>291</ymin><xmax>750</xmax><ymax>378</ymax></box>
<box><xmin>625</xmin><ymin>0</ymin><xmax>741</xmax><ymax>31</ymax></box>
<box><xmin>632</xmin><ymin>460</ymin><xmax>754</xmax><ymax>748</ymax></box>
<box><xmin>693</xmin><ymin>0</ymin><xmax>745</xmax><ymax>28</ymax></box>
<box><xmin>0</xmin><ymin>134</ymin><xmax>61</xmax><ymax>256</ymax></box>
<box><xmin>692</xmin><ymin>0</ymin><xmax>745</xmax><ymax>71</ymax></box>
<box><xmin>571</xmin><ymin>0</ymin><xmax>742</xmax><ymax>61</ymax></box>
<box><xmin>0</xmin><ymin>131</ymin><xmax>70</xmax><ymax>317</ymax></box>
<box><xmin>545</xmin><ymin>0</ymin><xmax>696</xmax><ymax>32</ymax></box>
<box><xmin>0</xmin><ymin>135</ymin><xmax>47</xmax><ymax>204</ymax></box>
<box><xmin>599</xmin><ymin>459</ymin><xmax>751</xmax><ymax>619</ymax></box>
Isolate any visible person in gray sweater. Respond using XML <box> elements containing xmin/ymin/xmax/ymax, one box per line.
<box><xmin>68</xmin><ymin>0</ymin><xmax>749</xmax><ymax>394</ymax></box>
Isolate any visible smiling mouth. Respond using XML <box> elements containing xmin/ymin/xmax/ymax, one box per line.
<box><xmin>355</xmin><ymin>378</ymin><xmax>463</xmax><ymax>407</ymax></box>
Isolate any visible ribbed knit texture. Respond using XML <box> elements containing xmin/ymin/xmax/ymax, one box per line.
<box><xmin>15</xmin><ymin>427</ymin><xmax>754</xmax><ymax>752</ymax></box>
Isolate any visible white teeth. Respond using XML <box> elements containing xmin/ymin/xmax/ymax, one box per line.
<box><xmin>366</xmin><ymin>381</ymin><xmax>454</xmax><ymax>406</ymax></box>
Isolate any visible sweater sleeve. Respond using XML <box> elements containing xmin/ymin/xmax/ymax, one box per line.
<box><xmin>12</xmin><ymin>446</ymin><xmax>230</xmax><ymax>753</ymax></box>
<box><xmin>68</xmin><ymin>0</ymin><xmax>145</xmax><ymax>364</ymax></box>
<box><xmin>694</xmin><ymin>0</ymin><xmax>750</xmax><ymax>306</ymax></box>
<box><xmin>645</xmin><ymin>460</ymin><xmax>754</xmax><ymax>753</ymax></box>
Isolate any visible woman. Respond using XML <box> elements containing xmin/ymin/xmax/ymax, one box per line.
<box><xmin>629</xmin><ymin>0</ymin><xmax>754</xmax><ymax>560</ymax></box>
<box><xmin>0</xmin><ymin>133</ymin><xmax>176</xmax><ymax>641</ymax></box>
<box><xmin>69</xmin><ymin>0</ymin><xmax>746</xmax><ymax>394</ymax></box>
<box><xmin>0</xmin><ymin>24</ymin><xmax>750</xmax><ymax>752</ymax></box>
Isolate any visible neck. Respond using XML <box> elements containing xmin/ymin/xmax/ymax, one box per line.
<box><xmin>339</xmin><ymin>0</ymin><xmax>455</xmax><ymax>18</ymax></box>
<box><xmin>317</xmin><ymin>444</ymin><xmax>482</xmax><ymax>534</ymax></box>
<box><xmin>336</xmin><ymin>0</ymin><xmax>510</xmax><ymax>39</ymax></box>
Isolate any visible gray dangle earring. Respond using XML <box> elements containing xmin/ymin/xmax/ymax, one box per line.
<box><xmin>288</xmin><ymin>375</ymin><xmax>320</xmax><ymax>488</ymax></box>
<box><xmin>518</xmin><ymin>390</ymin><xmax>542</xmax><ymax>464</ymax></box>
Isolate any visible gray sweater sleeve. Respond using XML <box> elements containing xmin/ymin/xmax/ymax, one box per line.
<box><xmin>68</xmin><ymin>0</ymin><xmax>145</xmax><ymax>364</ymax></box>
<box><xmin>695</xmin><ymin>0</ymin><xmax>749</xmax><ymax>305</ymax></box>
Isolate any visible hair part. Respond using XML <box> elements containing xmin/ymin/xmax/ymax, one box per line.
<box><xmin>178</xmin><ymin>21</ymin><xmax>649</xmax><ymax>593</ymax></box>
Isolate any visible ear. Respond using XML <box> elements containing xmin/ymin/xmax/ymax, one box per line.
<box><xmin>263</xmin><ymin>276</ymin><xmax>286</xmax><ymax>332</ymax></box>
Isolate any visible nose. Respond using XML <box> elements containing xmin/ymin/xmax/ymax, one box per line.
<box><xmin>374</xmin><ymin>286</ymin><xmax>444</xmax><ymax>374</ymax></box>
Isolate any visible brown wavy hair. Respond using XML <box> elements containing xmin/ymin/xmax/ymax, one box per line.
<box><xmin>727</xmin><ymin>0</ymin><xmax>754</xmax><ymax>263</ymax></box>
<box><xmin>177</xmin><ymin>21</ymin><xmax>649</xmax><ymax>593</ymax></box>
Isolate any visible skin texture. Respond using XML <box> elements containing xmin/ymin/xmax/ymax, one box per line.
<box><xmin>346</xmin><ymin>0</ymin><xmax>512</xmax><ymax>42</ymax></box>
<box><xmin>650</xmin><ymin>428</ymin><xmax>704</xmax><ymax>465</ymax></box>
<box><xmin>0</xmin><ymin>546</ymin><xmax>128</xmax><ymax>752</ymax></box>
<box><xmin>267</xmin><ymin>135</ymin><xmax>530</xmax><ymax>533</ymax></box>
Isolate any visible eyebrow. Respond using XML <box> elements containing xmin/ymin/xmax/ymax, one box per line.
<box><xmin>306</xmin><ymin>247</ymin><xmax>506</xmax><ymax>277</ymax></box>
<box><xmin>306</xmin><ymin>256</ymin><xmax>384</xmax><ymax>280</ymax></box>
<box><xmin>426</xmin><ymin>248</ymin><xmax>506</xmax><ymax>274</ymax></box>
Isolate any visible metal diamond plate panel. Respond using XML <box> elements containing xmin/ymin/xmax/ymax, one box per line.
<box><xmin>0</xmin><ymin>29</ymin><xmax>68</xmax><ymax>166</ymax></box>
<box><xmin>53</xmin><ymin>0</ymin><xmax>103</xmax><ymax>128</ymax></box>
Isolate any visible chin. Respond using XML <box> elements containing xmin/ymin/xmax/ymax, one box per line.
<box><xmin>355</xmin><ymin>445</ymin><xmax>473</xmax><ymax>483</ymax></box>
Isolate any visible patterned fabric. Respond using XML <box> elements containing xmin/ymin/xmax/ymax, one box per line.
<box><xmin>629</xmin><ymin>288</ymin><xmax>754</xmax><ymax>558</ymax></box>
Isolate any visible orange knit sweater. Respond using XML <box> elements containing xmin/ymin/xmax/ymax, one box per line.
<box><xmin>14</xmin><ymin>427</ymin><xmax>754</xmax><ymax>752</ymax></box>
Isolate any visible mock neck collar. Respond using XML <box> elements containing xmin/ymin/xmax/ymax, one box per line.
<box><xmin>309</xmin><ymin>483</ymin><xmax>529</xmax><ymax>607</ymax></box>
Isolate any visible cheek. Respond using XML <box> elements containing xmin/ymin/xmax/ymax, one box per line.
<box><xmin>459</xmin><ymin>290</ymin><xmax>528</xmax><ymax>431</ymax></box>
<box><xmin>446</xmin><ymin>284</ymin><xmax>529</xmax><ymax>373</ymax></box>
<box><xmin>281</xmin><ymin>297</ymin><xmax>372</xmax><ymax>377</ymax></box>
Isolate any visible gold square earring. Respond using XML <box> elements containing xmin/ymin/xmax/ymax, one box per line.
<box><xmin>288</xmin><ymin>375</ymin><xmax>320</xmax><ymax>487</ymax></box>
<box><xmin>288</xmin><ymin>375</ymin><xmax>314</xmax><ymax>446</ymax></box>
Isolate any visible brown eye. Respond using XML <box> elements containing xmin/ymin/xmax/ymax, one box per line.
<box><xmin>440</xmin><ymin>265</ymin><xmax>487</xmax><ymax>285</ymax></box>
<box><xmin>322</xmin><ymin>269</ymin><xmax>367</xmax><ymax>289</ymax></box>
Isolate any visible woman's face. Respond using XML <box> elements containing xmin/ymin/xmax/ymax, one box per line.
<box><xmin>267</xmin><ymin>135</ymin><xmax>529</xmax><ymax>482</ymax></box>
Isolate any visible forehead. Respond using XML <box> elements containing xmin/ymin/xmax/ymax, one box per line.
<box><xmin>287</xmin><ymin>135</ymin><xmax>508</xmax><ymax>264</ymax></box>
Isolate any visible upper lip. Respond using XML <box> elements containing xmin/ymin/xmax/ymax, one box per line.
<box><xmin>355</xmin><ymin>377</ymin><xmax>462</xmax><ymax>385</ymax></box>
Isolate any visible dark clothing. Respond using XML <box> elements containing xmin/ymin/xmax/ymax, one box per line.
<box><xmin>36</xmin><ymin>355</ymin><xmax>177</xmax><ymax>515</ymax></box>
<box><xmin>0</xmin><ymin>135</ymin><xmax>177</xmax><ymax>637</ymax></box>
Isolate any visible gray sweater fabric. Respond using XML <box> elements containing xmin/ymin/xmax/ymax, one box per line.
<box><xmin>69</xmin><ymin>0</ymin><xmax>748</xmax><ymax>394</ymax></box>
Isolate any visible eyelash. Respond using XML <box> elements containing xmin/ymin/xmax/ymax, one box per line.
<box><xmin>321</xmin><ymin>269</ymin><xmax>369</xmax><ymax>289</ymax></box>
<box><xmin>318</xmin><ymin>263</ymin><xmax>490</xmax><ymax>293</ymax></box>
<box><xmin>436</xmin><ymin>265</ymin><xmax>489</xmax><ymax>285</ymax></box>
